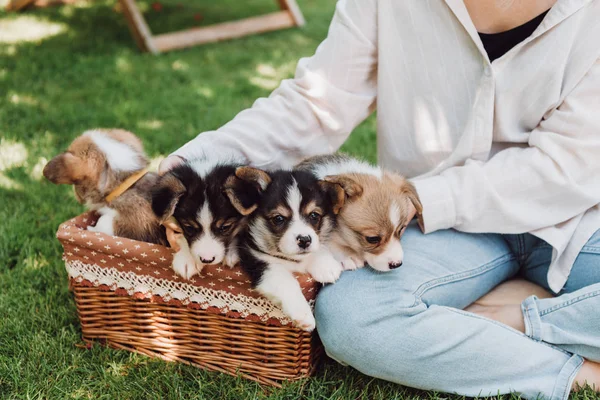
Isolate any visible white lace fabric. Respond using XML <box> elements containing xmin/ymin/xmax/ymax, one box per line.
<box><xmin>58</xmin><ymin>213</ymin><xmax>318</xmax><ymax>326</ymax></box>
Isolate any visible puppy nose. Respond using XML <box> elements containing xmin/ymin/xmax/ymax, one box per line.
<box><xmin>296</xmin><ymin>235</ymin><xmax>312</xmax><ymax>249</ymax></box>
<box><xmin>200</xmin><ymin>256</ymin><xmax>216</xmax><ymax>264</ymax></box>
<box><xmin>389</xmin><ymin>261</ymin><xmax>403</xmax><ymax>269</ymax></box>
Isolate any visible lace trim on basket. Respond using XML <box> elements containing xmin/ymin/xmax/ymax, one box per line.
<box><xmin>66</xmin><ymin>259</ymin><xmax>314</xmax><ymax>324</ymax></box>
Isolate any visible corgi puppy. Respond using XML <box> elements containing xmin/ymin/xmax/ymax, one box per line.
<box><xmin>152</xmin><ymin>160</ymin><xmax>259</xmax><ymax>280</ymax></box>
<box><xmin>296</xmin><ymin>154</ymin><xmax>422</xmax><ymax>272</ymax></box>
<box><xmin>224</xmin><ymin>167</ymin><xmax>345</xmax><ymax>331</ymax></box>
<box><xmin>43</xmin><ymin>129</ymin><xmax>167</xmax><ymax>245</ymax></box>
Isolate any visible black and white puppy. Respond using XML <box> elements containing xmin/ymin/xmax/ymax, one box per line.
<box><xmin>152</xmin><ymin>160</ymin><xmax>260</xmax><ymax>280</ymax></box>
<box><xmin>224</xmin><ymin>167</ymin><xmax>345</xmax><ymax>331</ymax></box>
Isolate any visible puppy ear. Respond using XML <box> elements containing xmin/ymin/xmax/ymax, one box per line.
<box><xmin>401</xmin><ymin>181</ymin><xmax>423</xmax><ymax>215</ymax></box>
<box><xmin>43</xmin><ymin>153</ymin><xmax>86</xmax><ymax>184</ymax></box>
<box><xmin>234</xmin><ymin>166</ymin><xmax>272</xmax><ymax>192</ymax></box>
<box><xmin>223</xmin><ymin>174</ymin><xmax>263</xmax><ymax>216</ymax></box>
<box><xmin>322</xmin><ymin>174</ymin><xmax>363</xmax><ymax>201</ymax></box>
<box><xmin>318</xmin><ymin>180</ymin><xmax>346</xmax><ymax>214</ymax></box>
<box><xmin>388</xmin><ymin>172</ymin><xmax>423</xmax><ymax>215</ymax></box>
<box><xmin>151</xmin><ymin>173</ymin><xmax>186</xmax><ymax>222</ymax></box>
<box><xmin>222</xmin><ymin>167</ymin><xmax>271</xmax><ymax>216</ymax></box>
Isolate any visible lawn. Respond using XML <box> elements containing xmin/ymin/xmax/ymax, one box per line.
<box><xmin>0</xmin><ymin>0</ymin><xmax>597</xmax><ymax>399</ymax></box>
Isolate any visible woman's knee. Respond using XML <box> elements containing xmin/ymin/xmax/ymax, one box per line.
<box><xmin>315</xmin><ymin>273</ymin><xmax>425</xmax><ymax>366</ymax></box>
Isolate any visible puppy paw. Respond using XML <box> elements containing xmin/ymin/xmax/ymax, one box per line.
<box><xmin>309</xmin><ymin>253</ymin><xmax>343</xmax><ymax>283</ymax></box>
<box><xmin>172</xmin><ymin>250</ymin><xmax>202</xmax><ymax>280</ymax></box>
<box><xmin>310</xmin><ymin>263</ymin><xmax>343</xmax><ymax>284</ymax></box>
<box><xmin>341</xmin><ymin>257</ymin><xmax>363</xmax><ymax>271</ymax></box>
<box><xmin>291</xmin><ymin>309</ymin><xmax>316</xmax><ymax>332</ymax></box>
<box><xmin>294</xmin><ymin>317</ymin><xmax>316</xmax><ymax>332</ymax></box>
<box><xmin>223</xmin><ymin>249</ymin><xmax>240</xmax><ymax>268</ymax></box>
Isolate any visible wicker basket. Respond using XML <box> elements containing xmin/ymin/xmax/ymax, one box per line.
<box><xmin>57</xmin><ymin>213</ymin><xmax>323</xmax><ymax>386</ymax></box>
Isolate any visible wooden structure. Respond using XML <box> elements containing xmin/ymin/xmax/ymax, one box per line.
<box><xmin>5</xmin><ymin>0</ymin><xmax>305</xmax><ymax>54</ymax></box>
<box><xmin>5</xmin><ymin>0</ymin><xmax>76</xmax><ymax>10</ymax></box>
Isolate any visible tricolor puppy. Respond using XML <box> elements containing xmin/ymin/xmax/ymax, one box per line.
<box><xmin>152</xmin><ymin>160</ymin><xmax>258</xmax><ymax>280</ymax></box>
<box><xmin>224</xmin><ymin>167</ymin><xmax>345</xmax><ymax>331</ymax></box>
<box><xmin>296</xmin><ymin>154</ymin><xmax>422</xmax><ymax>272</ymax></box>
<box><xmin>43</xmin><ymin>129</ymin><xmax>166</xmax><ymax>245</ymax></box>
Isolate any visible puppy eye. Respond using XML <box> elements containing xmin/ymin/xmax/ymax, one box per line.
<box><xmin>180</xmin><ymin>222</ymin><xmax>198</xmax><ymax>235</ymax></box>
<box><xmin>218</xmin><ymin>222</ymin><xmax>234</xmax><ymax>234</ymax></box>
<box><xmin>365</xmin><ymin>236</ymin><xmax>381</xmax><ymax>245</ymax></box>
<box><xmin>271</xmin><ymin>215</ymin><xmax>286</xmax><ymax>226</ymax></box>
<box><xmin>308</xmin><ymin>211</ymin><xmax>321</xmax><ymax>222</ymax></box>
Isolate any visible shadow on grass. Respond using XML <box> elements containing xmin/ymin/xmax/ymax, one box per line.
<box><xmin>0</xmin><ymin>0</ymin><xmax>339</xmax><ymax>144</ymax></box>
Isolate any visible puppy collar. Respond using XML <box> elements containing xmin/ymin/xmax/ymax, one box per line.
<box><xmin>105</xmin><ymin>168</ymin><xmax>149</xmax><ymax>204</ymax></box>
<box><xmin>253</xmin><ymin>248</ymin><xmax>301</xmax><ymax>264</ymax></box>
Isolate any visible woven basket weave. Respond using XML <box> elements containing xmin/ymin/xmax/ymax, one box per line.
<box><xmin>58</xmin><ymin>213</ymin><xmax>323</xmax><ymax>386</ymax></box>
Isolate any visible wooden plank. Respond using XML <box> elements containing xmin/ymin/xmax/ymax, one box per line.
<box><xmin>28</xmin><ymin>0</ymin><xmax>77</xmax><ymax>7</ymax></box>
<box><xmin>6</xmin><ymin>0</ymin><xmax>76</xmax><ymax>10</ymax></box>
<box><xmin>5</xmin><ymin>0</ymin><xmax>36</xmax><ymax>11</ymax></box>
<box><xmin>277</xmin><ymin>0</ymin><xmax>305</xmax><ymax>26</ymax></box>
<box><xmin>152</xmin><ymin>11</ymin><xmax>295</xmax><ymax>53</ymax></box>
<box><xmin>6</xmin><ymin>0</ymin><xmax>305</xmax><ymax>54</ymax></box>
<box><xmin>118</xmin><ymin>0</ymin><xmax>158</xmax><ymax>54</ymax></box>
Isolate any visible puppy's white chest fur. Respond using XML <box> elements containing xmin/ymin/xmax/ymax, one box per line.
<box><xmin>253</xmin><ymin>247</ymin><xmax>342</xmax><ymax>331</ymax></box>
<box><xmin>253</xmin><ymin>247</ymin><xmax>343</xmax><ymax>284</ymax></box>
<box><xmin>87</xmin><ymin>206</ymin><xmax>118</xmax><ymax>236</ymax></box>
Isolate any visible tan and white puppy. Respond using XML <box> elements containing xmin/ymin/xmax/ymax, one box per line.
<box><xmin>296</xmin><ymin>154</ymin><xmax>422</xmax><ymax>272</ymax></box>
<box><xmin>43</xmin><ymin>129</ymin><xmax>167</xmax><ymax>245</ymax></box>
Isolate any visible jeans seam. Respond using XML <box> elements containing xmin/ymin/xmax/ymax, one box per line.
<box><xmin>580</xmin><ymin>244</ymin><xmax>600</xmax><ymax>253</ymax></box>
<box><xmin>523</xmin><ymin>302</ymin><xmax>533</xmax><ymax>337</ymax></box>
<box><xmin>550</xmin><ymin>355</ymin><xmax>584</xmax><ymax>400</ymax></box>
<box><xmin>445</xmin><ymin>307</ymin><xmax>575</xmax><ymax>357</ymax></box>
<box><xmin>539</xmin><ymin>289</ymin><xmax>600</xmax><ymax>316</ymax></box>
<box><xmin>518</xmin><ymin>234</ymin><xmax>526</xmax><ymax>264</ymax></box>
<box><xmin>564</xmin><ymin>359</ymin><xmax>584</xmax><ymax>400</ymax></box>
<box><xmin>522</xmin><ymin>295</ymin><xmax>542</xmax><ymax>341</ymax></box>
<box><xmin>411</xmin><ymin>253</ymin><xmax>516</xmax><ymax>306</ymax></box>
<box><xmin>445</xmin><ymin>307</ymin><xmax>527</xmax><ymax>335</ymax></box>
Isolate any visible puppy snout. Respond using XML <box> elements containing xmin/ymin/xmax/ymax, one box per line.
<box><xmin>200</xmin><ymin>256</ymin><xmax>216</xmax><ymax>264</ymax></box>
<box><xmin>389</xmin><ymin>261</ymin><xmax>403</xmax><ymax>269</ymax></box>
<box><xmin>296</xmin><ymin>235</ymin><xmax>312</xmax><ymax>249</ymax></box>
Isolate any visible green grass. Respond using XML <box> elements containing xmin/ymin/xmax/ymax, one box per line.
<box><xmin>0</xmin><ymin>1</ymin><xmax>597</xmax><ymax>399</ymax></box>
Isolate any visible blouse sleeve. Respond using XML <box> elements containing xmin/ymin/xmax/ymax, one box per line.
<box><xmin>413</xmin><ymin>58</ymin><xmax>600</xmax><ymax>234</ymax></box>
<box><xmin>171</xmin><ymin>0</ymin><xmax>378</xmax><ymax>169</ymax></box>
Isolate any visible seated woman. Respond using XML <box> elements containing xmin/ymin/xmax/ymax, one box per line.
<box><xmin>161</xmin><ymin>0</ymin><xmax>600</xmax><ymax>397</ymax></box>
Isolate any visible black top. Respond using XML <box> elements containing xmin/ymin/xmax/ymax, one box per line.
<box><xmin>478</xmin><ymin>10</ymin><xmax>549</xmax><ymax>62</ymax></box>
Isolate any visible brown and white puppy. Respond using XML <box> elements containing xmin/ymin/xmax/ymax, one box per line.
<box><xmin>151</xmin><ymin>159</ymin><xmax>257</xmax><ymax>280</ymax></box>
<box><xmin>296</xmin><ymin>154</ymin><xmax>422</xmax><ymax>272</ymax></box>
<box><xmin>43</xmin><ymin>129</ymin><xmax>166</xmax><ymax>245</ymax></box>
<box><xmin>224</xmin><ymin>167</ymin><xmax>345</xmax><ymax>331</ymax></box>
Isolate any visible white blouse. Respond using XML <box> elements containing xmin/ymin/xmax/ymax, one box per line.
<box><xmin>173</xmin><ymin>0</ymin><xmax>600</xmax><ymax>293</ymax></box>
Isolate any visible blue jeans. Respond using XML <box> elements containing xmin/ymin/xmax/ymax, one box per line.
<box><xmin>315</xmin><ymin>222</ymin><xmax>600</xmax><ymax>400</ymax></box>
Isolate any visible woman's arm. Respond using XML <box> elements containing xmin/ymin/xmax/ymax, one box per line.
<box><xmin>169</xmin><ymin>0</ymin><xmax>378</xmax><ymax>169</ymax></box>
<box><xmin>414</xmin><ymin>58</ymin><xmax>600</xmax><ymax>234</ymax></box>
